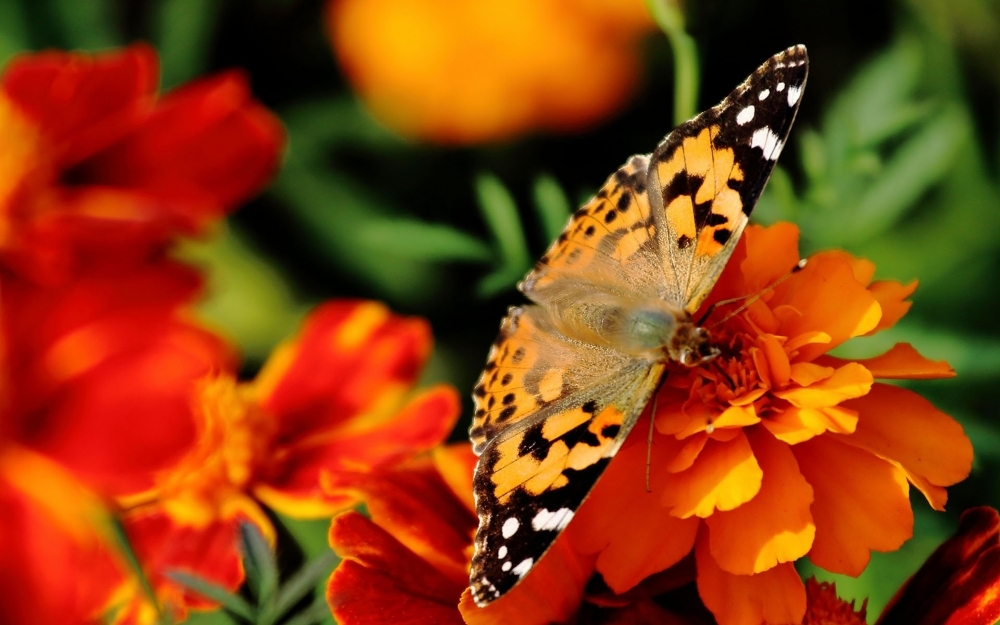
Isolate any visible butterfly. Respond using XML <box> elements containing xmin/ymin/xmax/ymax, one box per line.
<box><xmin>468</xmin><ymin>45</ymin><xmax>808</xmax><ymax>605</ymax></box>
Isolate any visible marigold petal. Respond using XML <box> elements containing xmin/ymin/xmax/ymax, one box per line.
<box><xmin>267</xmin><ymin>384</ymin><xmax>459</xmax><ymax>515</ymax></box>
<box><xmin>773</xmin><ymin>362</ymin><xmax>873</xmax><ymax>409</ymax></box>
<box><xmin>763</xmin><ymin>405</ymin><xmax>859</xmax><ymax>444</ymax></box>
<box><xmin>254</xmin><ymin>301</ymin><xmax>432</xmax><ymax>437</ymax></box>
<box><xmin>789</xmin><ymin>362</ymin><xmax>834</xmax><ymax>387</ymax></box>
<box><xmin>774</xmin><ymin>252</ymin><xmax>882</xmax><ymax>362</ymax></box>
<box><xmin>568</xmin><ymin>433</ymin><xmax>699</xmax><ymax>593</ymax></box>
<box><xmin>85</xmin><ymin>71</ymin><xmax>284</xmax><ymax>216</ymax></box>
<box><xmin>877</xmin><ymin>507</ymin><xmax>1000</xmax><ymax>625</ymax></box>
<box><xmin>794</xmin><ymin>436</ymin><xmax>912</xmax><ymax>576</ymax></box>
<box><xmin>758</xmin><ymin>335</ymin><xmax>791</xmax><ymax>388</ymax></box>
<box><xmin>122</xmin><ymin>507</ymin><xmax>245</xmax><ymax>614</ymax></box>
<box><xmin>710</xmin><ymin>223</ymin><xmax>802</xmax><ymax>307</ymax></box>
<box><xmin>839</xmin><ymin>384</ymin><xmax>972</xmax><ymax>511</ymax></box>
<box><xmin>327</xmin><ymin>511</ymin><xmax>465</xmax><ymax>624</ymax></box>
<box><xmin>432</xmin><ymin>443</ymin><xmax>479</xmax><ymax>514</ymax></box>
<box><xmin>818</xmin><ymin>343</ymin><xmax>955</xmax><ymax>380</ymax></box>
<box><xmin>663</xmin><ymin>432</ymin><xmax>762</xmax><ymax>518</ymax></box>
<box><xmin>696</xmin><ymin>531</ymin><xmax>806</xmax><ymax>625</ymax></box>
<box><xmin>866</xmin><ymin>280</ymin><xmax>917</xmax><ymax>335</ymax></box>
<box><xmin>459</xmin><ymin>535</ymin><xmax>593</xmax><ymax>625</ymax></box>
<box><xmin>1</xmin><ymin>45</ymin><xmax>158</xmax><ymax>166</ymax></box>
<box><xmin>706</xmin><ymin>429</ymin><xmax>814</xmax><ymax>575</ymax></box>
<box><xmin>324</xmin><ymin>457</ymin><xmax>476</xmax><ymax>584</ymax></box>
<box><xmin>0</xmin><ymin>454</ymin><xmax>122</xmax><ymax>625</ymax></box>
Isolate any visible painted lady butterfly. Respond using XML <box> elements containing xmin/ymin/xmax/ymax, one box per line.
<box><xmin>469</xmin><ymin>45</ymin><xmax>808</xmax><ymax>605</ymax></box>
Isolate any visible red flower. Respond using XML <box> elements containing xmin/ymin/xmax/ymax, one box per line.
<box><xmin>112</xmin><ymin>300</ymin><xmax>460</xmax><ymax>621</ymax></box>
<box><xmin>0</xmin><ymin>45</ymin><xmax>283</xmax><ymax>283</ymax></box>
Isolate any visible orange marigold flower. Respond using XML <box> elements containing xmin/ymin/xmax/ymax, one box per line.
<box><xmin>115</xmin><ymin>300</ymin><xmax>460</xmax><ymax>621</ymax></box>
<box><xmin>325</xmin><ymin>0</ymin><xmax>654</xmax><ymax>144</ymax></box>
<box><xmin>0</xmin><ymin>45</ymin><xmax>284</xmax><ymax>283</ymax></box>
<box><xmin>328</xmin><ymin>223</ymin><xmax>972</xmax><ymax>625</ymax></box>
<box><xmin>556</xmin><ymin>222</ymin><xmax>972</xmax><ymax>624</ymax></box>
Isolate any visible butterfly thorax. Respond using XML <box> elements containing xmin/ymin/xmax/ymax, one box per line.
<box><xmin>536</xmin><ymin>290</ymin><xmax>719</xmax><ymax>367</ymax></box>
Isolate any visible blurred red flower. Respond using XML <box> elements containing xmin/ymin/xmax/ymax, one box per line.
<box><xmin>0</xmin><ymin>43</ymin><xmax>285</xmax><ymax>623</ymax></box>
<box><xmin>326</xmin><ymin>0</ymin><xmax>654</xmax><ymax>144</ymax></box>
<box><xmin>0</xmin><ymin>45</ymin><xmax>284</xmax><ymax>283</ymax></box>
<box><xmin>112</xmin><ymin>300</ymin><xmax>460</xmax><ymax>621</ymax></box>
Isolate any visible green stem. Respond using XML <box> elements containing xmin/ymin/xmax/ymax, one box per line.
<box><xmin>110</xmin><ymin>516</ymin><xmax>169</xmax><ymax>625</ymax></box>
<box><xmin>646</xmin><ymin>0</ymin><xmax>700</xmax><ymax>125</ymax></box>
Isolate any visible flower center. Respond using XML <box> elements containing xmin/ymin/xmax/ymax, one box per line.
<box><xmin>151</xmin><ymin>375</ymin><xmax>277</xmax><ymax>528</ymax></box>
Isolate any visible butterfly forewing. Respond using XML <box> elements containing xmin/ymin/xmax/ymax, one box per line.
<box><xmin>647</xmin><ymin>45</ymin><xmax>808</xmax><ymax>313</ymax></box>
<box><xmin>469</xmin><ymin>45</ymin><xmax>808</xmax><ymax>606</ymax></box>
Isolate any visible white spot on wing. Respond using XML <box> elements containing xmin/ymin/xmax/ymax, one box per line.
<box><xmin>511</xmin><ymin>558</ymin><xmax>533</xmax><ymax>578</ymax></box>
<box><xmin>758</xmin><ymin>89</ymin><xmax>770</xmax><ymax>100</ymax></box>
<box><xmin>502</xmin><ymin>517</ymin><xmax>520</xmax><ymax>538</ymax></box>
<box><xmin>502</xmin><ymin>561</ymin><xmax>512</xmax><ymax>572</ymax></box>
<box><xmin>777</xmin><ymin>82</ymin><xmax>786</xmax><ymax>92</ymax></box>
<box><xmin>751</xmin><ymin>127</ymin><xmax>783</xmax><ymax>161</ymax></box>
<box><xmin>787</xmin><ymin>84</ymin><xmax>802</xmax><ymax>106</ymax></box>
<box><xmin>736</xmin><ymin>105</ymin><xmax>755</xmax><ymax>125</ymax></box>
<box><xmin>498</xmin><ymin>545</ymin><xmax>508</xmax><ymax>559</ymax></box>
<box><xmin>532</xmin><ymin>508</ymin><xmax>575</xmax><ymax>532</ymax></box>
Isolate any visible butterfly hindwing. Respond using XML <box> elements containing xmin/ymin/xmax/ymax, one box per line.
<box><xmin>470</xmin><ymin>355</ymin><xmax>664</xmax><ymax>604</ymax></box>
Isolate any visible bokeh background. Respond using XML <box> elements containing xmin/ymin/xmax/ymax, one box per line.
<box><xmin>4</xmin><ymin>0</ymin><xmax>1000</xmax><ymax>620</ymax></box>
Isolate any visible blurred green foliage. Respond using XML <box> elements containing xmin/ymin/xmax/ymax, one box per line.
<box><xmin>6</xmin><ymin>0</ymin><xmax>1000</xmax><ymax>620</ymax></box>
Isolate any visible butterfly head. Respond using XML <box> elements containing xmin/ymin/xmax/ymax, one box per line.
<box><xmin>671</xmin><ymin>324</ymin><xmax>720</xmax><ymax>367</ymax></box>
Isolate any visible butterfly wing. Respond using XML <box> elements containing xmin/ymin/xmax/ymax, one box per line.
<box><xmin>647</xmin><ymin>45</ymin><xmax>808</xmax><ymax>313</ymax></box>
<box><xmin>469</xmin><ymin>305</ymin><xmax>663</xmax><ymax>604</ymax></box>
<box><xmin>519</xmin><ymin>154</ymin><xmax>666</xmax><ymax>302</ymax></box>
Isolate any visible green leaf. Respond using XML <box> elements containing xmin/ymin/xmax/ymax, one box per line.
<box><xmin>475</xmin><ymin>173</ymin><xmax>530</xmax><ymax>295</ymax></box>
<box><xmin>532</xmin><ymin>174</ymin><xmax>572</xmax><ymax>243</ymax></box>
<box><xmin>280</xmin><ymin>598</ymin><xmax>336</xmax><ymax>625</ymax></box>
<box><xmin>48</xmin><ymin>0</ymin><xmax>120</xmax><ymax>49</ymax></box>
<box><xmin>844</xmin><ymin>104</ymin><xmax>966</xmax><ymax>242</ymax></box>
<box><xmin>108</xmin><ymin>517</ymin><xmax>165</xmax><ymax>624</ymax></box>
<box><xmin>0</xmin><ymin>1</ymin><xmax>28</xmax><ymax>68</ymax></box>
<box><xmin>240</xmin><ymin>522</ymin><xmax>279</xmax><ymax>606</ymax></box>
<box><xmin>355</xmin><ymin>218</ymin><xmax>493</xmax><ymax>263</ymax></box>
<box><xmin>153</xmin><ymin>0</ymin><xmax>224</xmax><ymax>89</ymax></box>
<box><xmin>281</xmin><ymin>97</ymin><xmax>402</xmax><ymax>165</ymax></box>
<box><xmin>272</xmin><ymin>551</ymin><xmax>338</xmax><ymax>618</ymax></box>
<box><xmin>166</xmin><ymin>571</ymin><xmax>256</xmax><ymax>621</ymax></box>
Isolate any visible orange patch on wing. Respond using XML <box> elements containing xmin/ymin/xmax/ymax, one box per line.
<box><xmin>538</xmin><ymin>368</ymin><xmax>564</xmax><ymax>402</ymax></box>
<box><xmin>666</xmin><ymin>195</ymin><xmax>697</xmax><ymax>241</ymax></box>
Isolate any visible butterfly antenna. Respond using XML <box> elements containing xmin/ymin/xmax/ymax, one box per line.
<box><xmin>705</xmin><ymin>259</ymin><xmax>807</xmax><ymax>330</ymax></box>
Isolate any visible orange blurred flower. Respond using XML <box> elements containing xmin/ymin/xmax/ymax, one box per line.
<box><xmin>326</xmin><ymin>0</ymin><xmax>654</xmax><ymax>144</ymax></box>
<box><xmin>328</xmin><ymin>223</ymin><xmax>972</xmax><ymax>625</ymax></box>
<box><xmin>0</xmin><ymin>45</ymin><xmax>284</xmax><ymax>283</ymax></box>
<box><xmin>114</xmin><ymin>300</ymin><xmax>460</xmax><ymax>621</ymax></box>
